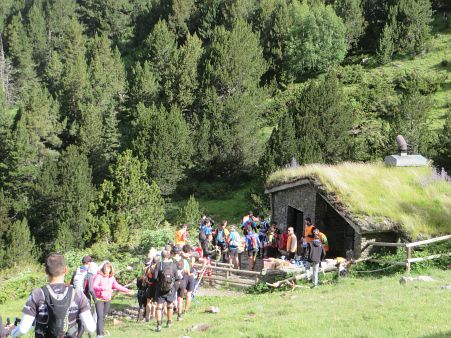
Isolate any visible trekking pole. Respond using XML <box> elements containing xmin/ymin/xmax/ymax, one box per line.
<box><xmin>192</xmin><ymin>265</ymin><xmax>208</xmax><ymax>304</ymax></box>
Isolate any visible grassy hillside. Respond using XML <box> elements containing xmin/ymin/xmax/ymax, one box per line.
<box><xmin>267</xmin><ymin>162</ymin><xmax>451</xmax><ymax>238</ymax></box>
<box><xmin>1</xmin><ymin>269</ymin><xmax>450</xmax><ymax>338</ymax></box>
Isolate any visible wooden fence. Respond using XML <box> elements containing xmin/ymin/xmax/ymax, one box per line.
<box><xmin>361</xmin><ymin>234</ymin><xmax>451</xmax><ymax>272</ymax></box>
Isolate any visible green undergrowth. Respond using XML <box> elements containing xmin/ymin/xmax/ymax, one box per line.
<box><xmin>268</xmin><ymin>162</ymin><xmax>451</xmax><ymax>238</ymax></box>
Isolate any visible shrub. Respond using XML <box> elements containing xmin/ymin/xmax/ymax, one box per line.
<box><xmin>0</xmin><ymin>268</ymin><xmax>47</xmax><ymax>304</ymax></box>
<box><xmin>336</xmin><ymin>65</ymin><xmax>365</xmax><ymax>84</ymax></box>
<box><xmin>394</xmin><ymin>70</ymin><xmax>448</xmax><ymax>95</ymax></box>
<box><xmin>139</xmin><ymin>225</ymin><xmax>174</xmax><ymax>255</ymax></box>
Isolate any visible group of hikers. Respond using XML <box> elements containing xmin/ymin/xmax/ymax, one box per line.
<box><xmin>184</xmin><ymin>212</ymin><xmax>329</xmax><ymax>273</ymax></box>
<box><xmin>0</xmin><ymin>212</ymin><xmax>331</xmax><ymax>337</ymax></box>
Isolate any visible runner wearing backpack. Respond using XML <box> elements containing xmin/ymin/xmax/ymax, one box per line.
<box><xmin>154</xmin><ymin>250</ymin><xmax>178</xmax><ymax>332</ymax></box>
<box><xmin>215</xmin><ymin>220</ymin><xmax>230</xmax><ymax>263</ymax></box>
<box><xmin>244</xmin><ymin>229</ymin><xmax>260</xmax><ymax>271</ymax></box>
<box><xmin>70</xmin><ymin>256</ymin><xmax>93</xmax><ymax>338</ymax></box>
<box><xmin>92</xmin><ymin>262</ymin><xmax>132</xmax><ymax>338</ymax></box>
<box><xmin>11</xmin><ymin>253</ymin><xmax>96</xmax><ymax>338</ymax></box>
<box><xmin>228</xmin><ymin>225</ymin><xmax>241</xmax><ymax>269</ymax></box>
<box><xmin>171</xmin><ymin>246</ymin><xmax>187</xmax><ymax>321</ymax></box>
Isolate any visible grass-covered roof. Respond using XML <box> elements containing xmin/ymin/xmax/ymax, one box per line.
<box><xmin>267</xmin><ymin>162</ymin><xmax>451</xmax><ymax>238</ymax></box>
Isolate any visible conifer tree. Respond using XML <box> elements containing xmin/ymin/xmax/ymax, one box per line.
<box><xmin>84</xmin><ymin>35</ymin><xmax>126</xmax><ymax>181</ymax></box>
<box><xmin>334</xmin><ymin>0</ymin><xmax>366</xmax><ymax>50</ymax></box>
<box><xmin>435</xmin><ymin>111</ymin><xmax>451</xmax><ymax>172</ymax></box>
<box><xmin>172</xmin><ymin>33</ymin><xmax>203</xmax><ymax>118</ymax></box>
<box><xmin>129</xmin><ymin>61</ymin><xmax>160</xmax><ymax>107</ymax></box>
<box><xmin>132</xmin><ymin>104</ymin><xmax>193</xmax><ymax>195</ymax></box>
<box><xmin>87</xmin><ymin>150</ymin><xmax>164</xmax><ymax>245</ymax></box>
<box><xmin>0</xmin><ymin>190</ymin><xmax>11</xmax><ymax>264</ymax></box>
<box><xmin>78</xmin><ymin>0</ymin><xmax>133</xmax><ymax>46</ymax></box>
<box><xmin>143</xmin><ymin>19</ymin><xmax>178</xmax><ymax>105</ymax></box>
<box><xmin>4</xmin><ymin>218</ymin><xmax>36</xmax><ymax>267</ymax></box>
<box><xmin>200</xmin><ymin>19</ymin><xmax>268</xmax><ymax>175</ymax></box>
<box><xmin>26</xmin><ymin>0</ymin><xmax>49</xmax><ymax>74</ymax></box>
<box><xmin>6</xmin><ymin>13</ymin><xmax>37</xmax><ymax>99</ymax></box>
<box><xmin>176</xmin><ymin>195</ymin><xmax>201</xmax><ymax>227</ymax></box>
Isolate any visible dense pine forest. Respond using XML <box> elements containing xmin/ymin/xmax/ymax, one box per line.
<box><xmin>0</xmin><ymin>0</ymin><xmax>450</xmax><ymax>267</ymax></box>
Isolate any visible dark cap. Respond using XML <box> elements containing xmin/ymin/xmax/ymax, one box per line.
<box><xmin>82</xmin><ymin>255</ymin><xmax>92</xmax><ymax>264</ymax></box>
<box><xmin>172</xmin><ymin>246</ymin><xmax>181</xmax><ymax>254</ymax></box>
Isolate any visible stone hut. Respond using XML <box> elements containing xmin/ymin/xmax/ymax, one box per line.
<box><xmin>265</xmin><ymin>177</ymin><xmax>400</xmax><ymax>259</ymax></box>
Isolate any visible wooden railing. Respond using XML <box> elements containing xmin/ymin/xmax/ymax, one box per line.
<box><xmin>362</xmin><ymin>234</ymin><xmax>451</xmax><ymax>272</ymax></box>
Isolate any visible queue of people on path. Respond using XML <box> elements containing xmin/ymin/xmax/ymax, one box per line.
<box><xmin>135</xmin><ymin>243</ymin><xmax>208</xmax><ymax>333</ymax></box>
<box><xmin>4</xmin><ymin>213</ymin><xmax>330</xmax><ymax>337</ymax></box>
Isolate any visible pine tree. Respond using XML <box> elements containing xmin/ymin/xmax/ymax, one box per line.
<box><xmin>78</xmin><ymin>0</ymin><xmax>133</xmax><ymax>46</ymax></box>
<box><xmin>168</xmin><ymin>0</ymin><xmax>195</xmax><ymax>40</ymax></box>
<box><xmin>143</xmin><ymin>19</ymin><xmax>178</xmax><ymax>105</ymax></box>
<box><xmin>260</xmin><ymin>111</ymin><xmax>298</xmax><ymax>178</ymax></box>
<box><xmin>334</xmin><ymin>0</ymin><xmax>367</xmax><ymax>50</ymax></box>
<box><xmin>377</xmin><ymin>12</ymin><xmax>396</xmax><ymax>64</ymax></box>
<box><xmin>30</xmin><ymin>145</ymin><xmax>95</xmax><ymax>253</ymax></box>
<box><xmin>132</xmin><ymin>104</ymin><xmax>193</xmax><ymax>195</ymax></box>
<box><xmin>258</xmin><ymin>0</ymin><xmax>290</xmax><ymax>84</ymax></box>
<box><xmin>176</xmin><ymin>195</ymin><xmax>201</xmax><ymax>227</ymax></box>
<box><xmin>84</xmin><ymin>35</ymin><xmax>126</xmax><ymax>181</ymax></box>
<box><xmin>434</xmin><ymin>111</ymin><xmax>451</xmax><ymax>172</ymax></box>
<box><xmin>4</xmin><ymin>218</ymin><xmax>37</xmax><ymax>267</ymax></box>
<box><xmin>87</xmin><ymin>150</ymin><xmax>164</xmax><ymax>245</ymax></box>
<box><xmin>199</xmin><ymin>19</ymin><xmax>268</xmax><ymax>175</ymax></box>
<box><xmin>0</xmin><ymin>190</ymin><xmax>11</xmax><ymax>264</ymax></box>
<box><xmin>6</xmin><ymin>13</ymin><xmax>37</xmax><ymax>99</ymax></box>
<box><xmin>59</xmin><ymin>18</ymin><xmax>91</xmax><ymax>145</ymax></box>
<box><xmin>26</xmin><ymin>0</ymin><xmax>49</xmax><ymax>74</ymax></box>
<box><xmin>129</xmin><ymin>61</ymin><xmax>160</xmax><ymax>107</ymax></box>
<box><xmin>172</xmin><ymin>33</ymin><xmax>203</xmax><ymax>119</ymax></box>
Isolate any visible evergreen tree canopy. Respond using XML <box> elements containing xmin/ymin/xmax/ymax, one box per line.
<box><xmin>284</xmin><ymin>2</ymin><xmax>347</xmax><ymax>79</ymax></box>
<box><xmin>88</xmin><ymin>150</ymin><xmax>164</xmax><ymax>245</ymax></box>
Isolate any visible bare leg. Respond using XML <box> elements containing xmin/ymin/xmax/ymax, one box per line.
<box><xmin>185</xmin><ymin>291</ymin><xmax>192</xmax><ymax>312</ymax></box>
<box><xmin>156</xmin><ymin>304</ymin><xmax>163</xmax><ymax>331</ymax></box>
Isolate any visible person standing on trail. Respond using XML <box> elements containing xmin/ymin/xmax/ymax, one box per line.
<box><xmin>303</xmin><ymin>217</ymin><xmax>316</xmax><ymax>244</ymax></box>
<box><xmin>307</xmin><ymin>237</ymin><xmax>326</xmax><ymax>288</ymax></box>
<box><xmin>11</xmin><ymin>253</ymin><xmax>96</xmax><ymax>338</ymax></box>
<box><xmin>215</xmin><ymin>220</ymin><xmax>230</xmax><ymax>262</ymax></box>
<box><xmin>171</xmin><ymin>246</ymin><xmax>187</xmax><ymax>321</ymax></box>
<box><xmin>228</xmin><ymin>225</ymin><xmax>241</xmax><ymax>269</ymax></box>
<box><xmin>266</xmin><ymin>223</ymin><xmax>278</xmax><ymax>258</ymax></box>
<box><xmin>154</xmin><ymin>250</ymin><xmax>178</xmax><ymax>332</ymax></box>
<box><xmin>244</xmin><ymin>229</ymin><xmax>260</xmax><ymax>271</ymax></box>
<box><xmin>286</xmin><ymin>227</ymin><xmax>298</xmax><ymax>261</ymax></box>
<box><xmin>257</xmin><ymin>215</ymin><xmax>269</xmax><ymax>258</ymax></box>
<box><xmin>92</xmin><ymin>261</ymin><xmax>132</xmax><ymax>338</ymax></box>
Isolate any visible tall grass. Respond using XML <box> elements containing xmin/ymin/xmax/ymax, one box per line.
<box><xmin>268</xmin><ymin>162</ymin><xmax>451</xmax><ymax>238</ymax></box>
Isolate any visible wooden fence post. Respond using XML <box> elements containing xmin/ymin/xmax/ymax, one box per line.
<box><xmin>406</xmin><ymin>247</ymin><xmax>412</xmax><ymax>273</ymax></box>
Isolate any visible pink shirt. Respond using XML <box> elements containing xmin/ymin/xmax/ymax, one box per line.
<box><xmin>92</xmin><ymin>273</ymin><xmax>129</xmax><ymax>301</ymax></box>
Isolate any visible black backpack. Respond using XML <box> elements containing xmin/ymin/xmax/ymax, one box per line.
<box><xmin>41</xmin><ymin>285</ymin><xmax>75</xmax><ymax>338</ymax></box>
<box><xmin>158</xmin><ymin>262</ymin><xmax>175</xmax><ymax>294</ymax></box>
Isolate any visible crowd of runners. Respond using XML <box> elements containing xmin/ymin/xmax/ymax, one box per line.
<box><xmin>0</xmin><ymin>211</ymin><xmax>330</xmax><ymax>337</ymax></box>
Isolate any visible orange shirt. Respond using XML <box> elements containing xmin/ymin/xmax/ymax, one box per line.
<box><xmin>304</xmin><ymin>225</ymin><xmax>316</xmax><ymax>243</ymax></box>
<box><xmin>175</xmin><ymin>229</ymin><xmax>186</xmax><ymax>245</ymax></box>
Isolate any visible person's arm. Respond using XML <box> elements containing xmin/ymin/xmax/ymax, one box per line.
<box><xmin>111</xmin><ymin>277</ymin><xmax>130</xmax><ymax>293</ymax></box>
<box><xmin>10</xmin><ymin>315</ymin><xmax>34</xmax><ymax>337</ymax></box>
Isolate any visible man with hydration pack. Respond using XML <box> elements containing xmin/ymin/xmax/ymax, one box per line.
<box><xmin>12</xmin><ymin>253</ymin><xmax>96</xmax><ymax>338</ymax></box>
<box><xmin>244</xmin><ymin>228</ymin><xmax>260</xmax><ymax>271</ymax></box>
<box><xmin>153</xmin><ymin>250</ymin><xmax>178</xmax><ymax>332</ymax></box>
